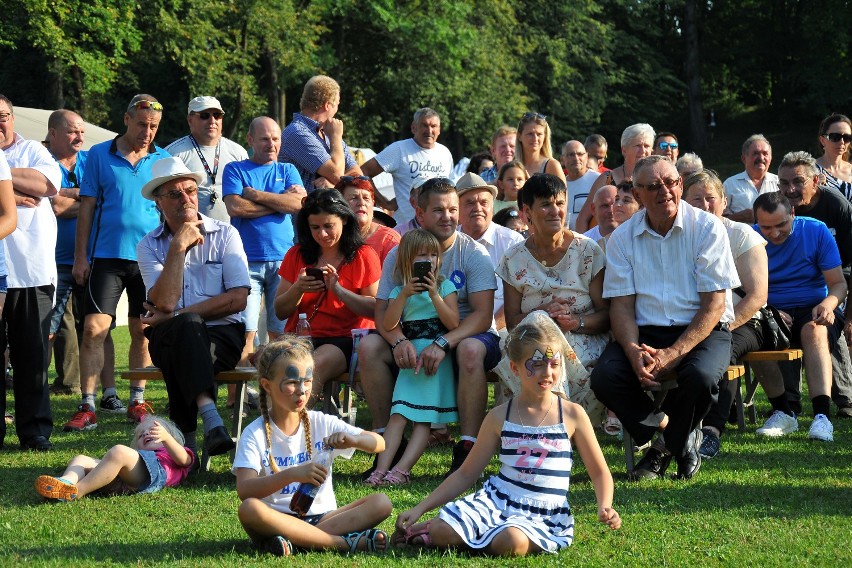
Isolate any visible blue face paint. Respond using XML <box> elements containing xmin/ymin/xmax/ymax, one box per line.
<box><xmin>524</xmin><ymin>346</ymin><xmax>559</xmax><ymax>376</ymax></box>
<box><xmin>279</xmin><ymin>364</ymin><xmax>314</xmax><ymax>393</ymax></box>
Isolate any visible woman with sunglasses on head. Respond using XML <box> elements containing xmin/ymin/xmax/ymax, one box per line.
<box><xmin>336</xmin><ymin>176</ymin><xmax>400</xmax><ymax>264</ymax></box>
<box><xmin>274</xmin><ymin>189</ymin><xmax>381</xmax><ymax>407</ymax></box>
<box><xmin>815</xmin><ymin>113</ymin><xmax>852</xmax><ymax>200</ymax></box>
<box><xmin>576</xmin><ymin>123</ymin><xmax>655</xmax><ymax>233</ymax></box>
<box><xmin>515</xmin><ymin>113</ymin><xmax>566</xmax><ymax>185</ymax></box>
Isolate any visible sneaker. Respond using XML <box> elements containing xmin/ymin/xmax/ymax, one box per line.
<box><xmin>63</xmin><ymin>404</ymin><xmax>97</xmax><ymax>432</ymax></box>
<box><xmin>127</xmin><ymin>400</ymin><xmax>154</xmax><ymax>423</ymax></box>
<box><xmin>446</xmin><ymin>440</ymin><xmax>474</xmax><ymax>478</ymax></box>
<box><xmin>698</xmin><ymin>428</ymin><xmax>721</xmax><ymax>459</ymax></box>
<box><xmin>99</xmin><ymin>394</ymin><xmax>127</xmax><ymax>414</ymax></box>
<box><xmin>808</xmin><ymin>414</ymin><xmax>834</xmax><ymax>442</ymax></box>
<box><xmin>35</xmin><ymin>475</ymin><xmax>78</xmax><ymax>501</ymax></box>
<box><xmin>756</xmin><ymin>410</ymin><xmax>798</xmax><ymax>437</ymax></box>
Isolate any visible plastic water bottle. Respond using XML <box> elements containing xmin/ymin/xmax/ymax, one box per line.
<box><xmin>296</xmin><ymin>313</ymin><xmax>311</xmax><ymax>340</ymax></box>
<box><xmin>290</xmin><ymin>443</ymin><xmax>333</xmax><ymax>517</ymax></box>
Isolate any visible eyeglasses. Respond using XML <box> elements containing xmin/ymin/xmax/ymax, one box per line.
<box><xmin>823</xmin><ymin>133</ymin><xmax>852</xmax><ymax>144</ymax></box>
<box><xmin>658</xmin><ymin>141</ymin><xmax>679</xmax><ymax>150</ymax></box>
<box><xmin>778</xmin><ymin>177</ymin><xmax>811</xmax><ymax>190</ymax></box>
<box><xmin>193</xmin><ymin>111</ymin><xmax>224</xmax><ymax>120</ymax></box>
<box><xmin>0</xmin><ymin>112</ymin><xmax>12</xmax><ymax>123</ymax></box>
<box><xmin>157</xmin><ymin>187</ymin><xmax>198</xmax><ymax>200</ymax></box>
<box><xmin>522</xmin><ymin>112</ymin><xmax>547</xmax><ymax>121</ymax></box>
<box><xmin>634</xmin><ymin>177</ymin><xmax>681</xmax><ymax>192</ymax></box>
<box><xmin>128</xmin><ymin>100</ymin><xmax>163</xmax><ymax>112</ymax></box>
<box><xmin>67</xmin><ymin>170</ymin><xmax>78</xmax><ymax>187</ymax></box>
<box><xmin>339</xmin><ymin>175</ymin><xmax>370</xmax><ymax>183</ymax></box>
<box><xmin>301</xmin><ymin>192</ymin><xmax>346</xmax><ymax>207</ymax></box>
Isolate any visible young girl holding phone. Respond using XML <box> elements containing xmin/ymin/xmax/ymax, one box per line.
<box><xmin>364</xmin><ymin>229</ymin><xmax>459</xmax><ymax>486</ymax></box>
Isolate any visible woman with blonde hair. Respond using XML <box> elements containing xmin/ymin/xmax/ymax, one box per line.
<box><xmin>515</xmin><ymin>113</ymin><xmax>566</xmax><ymax>184</ymax></box>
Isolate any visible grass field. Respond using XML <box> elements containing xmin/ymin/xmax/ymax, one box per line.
<box><xmin>3</xmin><ymin>326</ymin><xmax>852</xmax><ymax>567</ymax></box>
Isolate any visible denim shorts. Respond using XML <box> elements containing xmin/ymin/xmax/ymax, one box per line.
<box><xmin>48</xmin><ymin>265</ymin><xmax>76</xmax><ymax>335</ymax></box>
<box><xmin>0</xmin><ymin>275</ymin><xmax>6</xmax><ymax>294</ymax></box>
<box><xmin>135</xmin><ymin>449</ymin><xmax>168</xmax><ymax>494</ymax></box>
<box><xmin>243</xmin><ymin>261</ymin><xmax>286</xmax><ymax>334</ymax></box>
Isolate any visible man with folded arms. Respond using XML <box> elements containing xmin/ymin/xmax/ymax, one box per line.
<box><xmin>752</xmin><ymin>191</ymin><xmax>845</xmax><ymax>442</ymax></box>
<box><xmin>591</xmin><ymin>155</ymin><xmax>739</xmax><ymax>481</ymax></box>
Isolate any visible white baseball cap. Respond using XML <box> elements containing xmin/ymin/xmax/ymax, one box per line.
<box><xmin>188</xmin><ymin>96</ymin><xmax>224</xmax><ymax>114</ymax></box>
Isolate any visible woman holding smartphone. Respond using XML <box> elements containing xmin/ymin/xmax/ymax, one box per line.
<box><xmin>274</xmin><ymin>189</ymin><xmax>381</xmax><ymax>405</ymax></box>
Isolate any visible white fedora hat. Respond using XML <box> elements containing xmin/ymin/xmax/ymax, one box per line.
<box><xmin>141</xmin><ymin>157</ymin><xmax>205</xmax><ymax>200</ymax></box>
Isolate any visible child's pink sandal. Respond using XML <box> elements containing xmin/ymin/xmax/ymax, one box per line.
<box><xmin>392</xmin><ymin>521</ymin><xmax>432</xmax><ymax>548</ymax></box>
<box><xmin>363</xmin><ymin>469</ymin><xmax>388</xmax><ymax>487</ymax></box>
<box><xmin>383</xmin><ymin>468</ymin><xmax>411</xmax><ymax>486</ymax></box>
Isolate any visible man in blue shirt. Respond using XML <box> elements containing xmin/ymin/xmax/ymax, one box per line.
<box><xmin>223</xmin><ymin>116</ymin><xmax>305</xmax><ymax>366</ymax></box>
<box><xmin>67</xmin><ymin>94</ymin><xmax>170</xmax><ymax>434</ymax></box>
<box><xmin>752</xmin><ymin>191</ymin><xmax>844</xmax><ymax>442</ymax></box>
<box><xmin>278</xmin><ymin>75</ymin><xmax>362</xmax><ymax>192</ymax></box>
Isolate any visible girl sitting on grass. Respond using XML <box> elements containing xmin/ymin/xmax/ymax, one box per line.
<box><xmin>364</xmin><ymin>229</ymin><xmax>459</xmax><ymax>487</ymax></box>
<box><xmin>394</xmin><ymin>310</ymin><xmax>621</xmax><ymax>556</ymax></box>
<box><xmin>234</xmin><ymin>335</ymin><xmax>391</xmax><ymax>557</ymax></box>
<box><xmin>35</xmin><ymin>415</ymin><xmax>193</xmax><ymax>500</ymax></box>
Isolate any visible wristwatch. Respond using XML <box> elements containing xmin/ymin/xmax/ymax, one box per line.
<box><xmin>433</xmin><ymin>335</ymin><xmax>450</xmax><ymax>352</ymax></box>
<box><xmin>577</xmin><ymin>316</ymin><xmax>585</xmax><ymax>332</ymax></box>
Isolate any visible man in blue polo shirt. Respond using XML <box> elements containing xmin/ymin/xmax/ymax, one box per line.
<box><xmin>223</xmin><ymin>116</ymin><xmax>305</xmax><ymax>366</ymax></box>
<box><xmin>752</xmin><ymin>191</ymin><xmax>845</xmax><ymax>442</ymax></box>
<box><xmin>66</xmin><ymin>94</ymin><xmax>170</xmax><ymax>434</ymax></box>
<box><xmin>278</xmin><ymin>75</ymin><xmax>362</xmax><ymax>192</ymax></box>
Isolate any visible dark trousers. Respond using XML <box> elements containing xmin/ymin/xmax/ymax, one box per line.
<box><xmin>146</xmin><ymin>313</ymin><xmax>244</xmax><ymax>434</ymax></box>
<box><xmin>0</xmin><ymin>285</ymin><xmax>55</xmax><ymax>445</ymax></box>
<box><xmin>704</xmin><ymin>320</ymin><xmax>764</xmax><ymax>433</ymax></box>
<box><xmin>591</xmin><ymin>326</ymin><xmax>731</xmax><ymax>457</ymax></box>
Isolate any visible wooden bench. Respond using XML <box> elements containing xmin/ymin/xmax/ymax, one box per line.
<box><xmin>624</xmin><ymin>365</ymin><xmax>745</xmax><ymax>475</ymax></box>
<box><xmin>121</xmin><ymin>367</ymin><xmax>256</xmax><ymax>471</ymax></box>
<box><xmin>738</xmin><ymin>349</ymin><xmax>804</xmax><ymax>427</ymax></box>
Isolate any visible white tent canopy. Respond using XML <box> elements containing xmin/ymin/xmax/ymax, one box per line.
<box><xmin>11</xmin><ymin>107</ymin><xmax>118</xmax><ymax>148</ymax></box>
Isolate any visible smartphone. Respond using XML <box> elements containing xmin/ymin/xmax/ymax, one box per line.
<box><xmin>306</xmin><ymin>267</ymin><xmax>325</xmax><ymax>282</ymax></box>
<box><xmin>412</xmin><ymin>260</ymin><xmax>432</xmax><ymax>283</ymax></box>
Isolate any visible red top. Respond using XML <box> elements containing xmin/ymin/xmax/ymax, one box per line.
<box><xmin>366</xmin><ymin>224</ymin><xmax>401</xmax><ymax>264</ymax></box>
<box><xmin>279</xmin><ymin>245</ymin><xmax>381</xmax><ymax>336</ymax></box>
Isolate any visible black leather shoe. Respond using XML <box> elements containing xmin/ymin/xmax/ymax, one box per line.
<box><xmin>630</xmin><ymin>447</ymin><xmax>672</xmax><ymax>481</ymax></box>
<box><xmin>204</xmin><ymin>426</ymin><xmax>235</xmax><ymax>456</ymax></box>
<box><xmin>674</xmin><ymin>428</ymin><xmax>703</xmax><ymax>480</ymax></box>
<box><xmin>20</xmin><ymin>435</ymin><xmax>52</xmax><ymax>451</ymax></box>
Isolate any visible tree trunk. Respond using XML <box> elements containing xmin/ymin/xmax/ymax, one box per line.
<box><xmin>45</xmin><ymin>58</ymin><xmax>65</xmax><ymax>110</ymax></box>
<box><xmin>683</xmin><ymin>0</ymin><xmax>707</xmax><ymax>151</ymax></box>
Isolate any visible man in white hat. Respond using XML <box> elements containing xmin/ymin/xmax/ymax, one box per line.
<box><xmin>165</xmin><ymin>96</ymin><xmax>248</xmax><ymax>222</ymax></box>
<box><xmin>66</xmin><ymin>94</ymin><xmax>171</xmax><ymax>434</ymax></box>
<box><xmin>138</xmin><ymin>156</ymin><xmax>250</xmax><ymax>458</ymax></box>
<box><xmin>456</xmin><ymin>172</ymin><xmax>522</xmax><ymax>330</ymax></box>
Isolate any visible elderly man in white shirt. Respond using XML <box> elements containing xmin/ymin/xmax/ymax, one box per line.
<box><xmin>456</xmin><ymin>172</ymin><xmax>523</xmax><ymax>330</ymax></box>
<box><xmin>591</xmin><ymin>155</ymin><xmax>739</xmax><ymax>482</ymax></box>
<box><xmin>0</xmin><ymin>94</ymin><xmax>61</xmax><ymax>451</ymax></box>
<box><xmin>723</xmin><ymin>134</ymin><xmax>779</xmax><ymax>223</ymax></box>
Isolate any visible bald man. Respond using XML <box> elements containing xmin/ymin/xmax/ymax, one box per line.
<box><xmin>562</xmin><ymin>140</ymin><xmax>599</xmax><ymax>230</ymax></box>
<box><xmin>222</xmin><ymin>116</ymin><xmax>306</xmax><ymax>367</ymax></box>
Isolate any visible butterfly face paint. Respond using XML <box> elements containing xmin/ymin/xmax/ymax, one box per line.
<box><xmin>525</xmin><ymin>345</ymin><xmax>561</xmax><ymax>376</ymax></box>
<box><xmin>280</xmin><ymin>363</ymin><xmax>314</xmax><ymax>393</ymax></box>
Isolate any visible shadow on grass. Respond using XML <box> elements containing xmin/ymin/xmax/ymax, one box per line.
<box><xmin>13</xmin><ymin>539</ymin><xmax>252</xmax><ymax>563</ymax></box>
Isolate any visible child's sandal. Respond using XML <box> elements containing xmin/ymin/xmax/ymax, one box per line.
<box><xmin>342</xmin><ymin>528</ymin><xmax>388</xmax><ymax>554</ymax></box>
<box><xmin>363</xmin><ymin>469</ymin><xmax>388</xmax><ymax>487</ymax></box>
<box><xmin>395</xmin><ymin>521</ymin><xmax>432</xmax><ymax>548</ymax></box>
<box><xmin>34</xmin><ymin>475</ymin><xmax>78</xmax><ymax>501</ymax></box>
<box><xmin>383</xmin><ymin>468</ymin><xmax>411</xmax><ymax>486</ymax></box>
<box><xmin>257</xmin><ymin>535</ymin><xmax>294</xmax><ymax>557</ymax></box>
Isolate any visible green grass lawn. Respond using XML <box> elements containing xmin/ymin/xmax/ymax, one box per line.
<box><xmin>3</xmin><ymin>326</ymin><xmax>852</xmax><ymax>567</ymax></box>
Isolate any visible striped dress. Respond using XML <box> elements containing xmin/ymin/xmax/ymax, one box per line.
<box><xmin>438</xmin><ymin>397</ymin><xmax>575</xmax><ymax>553</ymax></box>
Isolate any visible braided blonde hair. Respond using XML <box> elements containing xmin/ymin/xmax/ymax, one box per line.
<box><xmin>255</xmin><ymin>334</ymin><xmax>315</xmax><ymax>473</ymax></box>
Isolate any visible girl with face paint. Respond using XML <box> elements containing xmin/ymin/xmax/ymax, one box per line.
<box><xmin>232</xmin><ymin>335</ymin><xmax>392</xmax><ymax>556</ymax></box>
<box><xmin>394</xmin><ymin>311</ymin><xmax>620</xmax><ymax>556</ymax></box>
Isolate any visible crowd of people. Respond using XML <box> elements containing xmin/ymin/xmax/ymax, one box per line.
<box><xmin>1</xmin><ymin>76</ymin><xmax>850</xmax><ymax>557</ymax></box>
